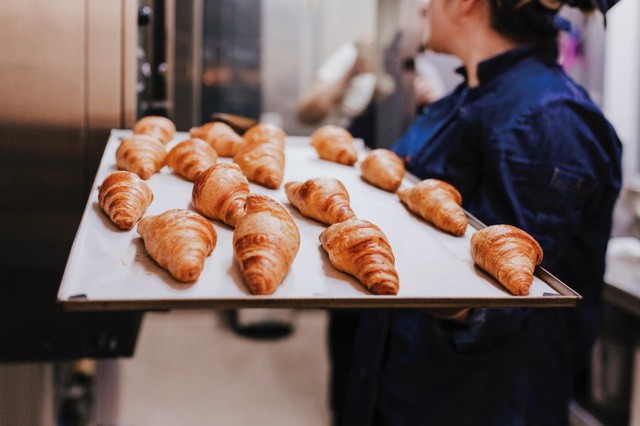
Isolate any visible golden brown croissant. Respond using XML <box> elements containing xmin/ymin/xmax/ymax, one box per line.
<box><xmin>233</xmin><ymin>137</ymin><xmax>285</xmax><ymax>189</ymax></box>
<box><xmin>189</xmin><ymin>122</ymin><xmax>245</xmax><ymax>157</ymax></box>
<box><xmin>310</xmin><ymin>125</ymin><xmax>358</xmax><ymax>166</ymax></box>
<box><xmin>133</xmin><ymin>115</ymin><xmax>176</xmax><ymax>145</ymax></box>
<box><xmin>98</xmin><ymin>171</ymin><xmax>153</xmax><ymax>230</ymax></box>
<box><xmin>192</xmin><ymin>163</ymin><xmax>250</xmax><ymax>228</ymax></box>
<box><xmin>243</xmin><ymin>123</ymin><xmax>286</xmax><ymax>148</ymax></box>
<box><xmin>233</xmin><ymin>194</ymin><xmax>300</xmax><ymax>295</ymax></box>
<box><xmin>470</xmin><ymin>224</ymin><xmax>543</xmax><ymax>296</ymax></box>
<box><xmin>137</xmin><ymin>209</ymin><xmax>217</xmax><ymax>282</ymax></box>
<box><xmin>166</xmin><ymin>138</ymin><xmax>218</xmax><ymax>181</ymax></box>
<box><xmin>285</xmin><ymin>177</ymin><xmax>356</xmax><ymax>225</ymax></box>
<box><xmin>319</xmin><ymin>219</ymin><xmax>399</xmax><ymax>295</ymax></box>
<box><xmin>397</xmin><ymin>179</ymin><xmax>468</xmax><ymax>236</ymax></box>
<box><xmin>360</xmin><ymin>149</ymin><xmax>406</xmax><ymax>192</ymax></box>
<box><xmin>116</xmin><ymin>134</ymin><xmax>167</xmax><ymax>179</ymax></box>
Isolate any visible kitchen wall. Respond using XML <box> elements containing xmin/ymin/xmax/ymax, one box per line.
<box><xmin>603</xmin><ymin>0</ymin><xmax>640</xmax><ymax>185</ymax></box>
<box><xmin>601</xmin><ymin>1</ymin><xmax>640</xmax><ymax>237</ymax></box>
<box><xmin>261</xmin><ymin>0</ymin><xmax>377</xmax><ymax>136</ymax></box>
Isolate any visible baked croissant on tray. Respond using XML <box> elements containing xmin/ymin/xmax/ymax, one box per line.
<box><xmin>98</xmin><ymin>171</ymin><xmax>153</xmax><ymax>230</ymax></box>
<box><xmin>310</xmin><ymin>125</ymin><xmax>358</xmax><ymax>166</ymax></box>
<box><xmin>233</xmin><ymin>194</ymin><xmax>300</xmax><ymax>295</ymax></box>
<box><xmin>285</xmin><ymin>177</ymin><xmax>356</xmax><ymax>225</ymax></box>
<box><xmin>192</xmin><ymin>163</ymin><xmax>250</xmax><ymax>228</ymax></box>
<box><xmin>137</xmin><ymin>209</ymin><xmax>217</xmax><ymax>282</ymax></box>
<box><xmin>133</xmin><ymin>115</ymin><xmax>176</xmax><ymax>145</ymax></box>
<box><xmin>320</xmin><ymin>219</ymin><xmax>399</xmax><ymax>295</ymax></box>
<box><xmin>116</xmin><ymin>134</ymin><xmax>167</xmax><ymax>180</ymax></box>
<box><xmin>243</xmin><ymin>123</ymin><xmax>286</xmax><ymax>148</ymax></box>
<box><xmin>360</xmin><ymin>149</ymin><xmax>406</xmax><ymax>192</ymax></box>
<box><xmin>470</xmin><ymin>224</ymin><xmax>543</xmax><ymax>296</ymax></box>
<box><xmin>233</xmin><ymin>133</ymin><xmax>285</xmax><ymax>189</ymax></box>
<box><xmin>166</xmin><ymin>137</ymin><xmax>218</xmax><ymax>182</ymax></box>
<box><xmin>189</xmin><ymin>122</ymin><xmax>245</xmax><ymax>157</ymax></box>
<box><xmin>397</xmin><ymin>178</ymin><xmax>468</xmax><ymax>236</ymax></box>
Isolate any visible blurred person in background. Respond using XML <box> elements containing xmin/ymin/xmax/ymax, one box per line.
<box><xmin>296</xmin><ymin>24</ymin><xmax>447</xmax><ymax>147</ymax></box>
<box><xmin>296</xmin><ymin>36</ymin><xmax>396</xmax><ymax>148</ymax></box>
<box><xmin>331</xmin><ymin>0</ymin><xmax>623</xmax><ymax>425</ymax></box>
<box><xmin>406</xmin><ymin>0</ymin><xmax>448</xmax><ymax>110</ymax></box>
<box><xmin>410</xmin><ymin>46</ymin><xmax>446</xmax><ymax>109</ymax></box>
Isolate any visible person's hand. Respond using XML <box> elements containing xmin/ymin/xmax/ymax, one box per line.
<box><xmin>297</xmin><ymin>76</ymin><xmax>352</xmax><ymax>124</ymax></box>
<box><xmin>414</xmin><ymin>75</ymin><xmax>442</xmax><ymax>106</ymax></box>
<box><xmin>423</xmin><ymin>307</ymin><xmax>471</xmax><ymax>324</ymax></box>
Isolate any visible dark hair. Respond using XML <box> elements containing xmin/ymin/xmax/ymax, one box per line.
<box><xmin>488</xmin><ymin>0</ymin><xmax>596</xmax><ymax>44</ymax></box>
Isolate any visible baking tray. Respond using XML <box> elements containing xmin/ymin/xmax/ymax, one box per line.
<box><xmin>57</xmin><ymin>129</ymin><xmax>580</xmax><ymax>311</ymax></box>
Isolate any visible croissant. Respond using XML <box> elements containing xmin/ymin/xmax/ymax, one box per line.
<box><xmin>319</xmin><ymin>219</ymin><xmax>399</xmax><ymax>295</ymax></box>
<box><xmin>233</xmin><ymin>194</ymin><xmax>300</xmax><ymax>295</ymax></box>
<box><xmin>98</xmin><ymin>171</ymin><xmax>153</xmax><ymax>230</ymax></box>
<box><xmin>133</xmin><ymin>115</ymin><xmax>176</xmax><ymax>145</ymax></box>
<box><xmin>166</xmin><ymin>138</ymin><xmax>218</xmax><ymax>181</ymax></box>
<box><xmin>137</xmin><ymin>209</ymin><xmax>217</xmax><ymax>282</ymax></box>
<box><xmin>285</xmin><ymin>177</ymin><xmax>356</xmax><ymax>225</ymax></box>
<box><xmin>361</xmin><ymin>149</ymin><xmax>406</xmax><ymax>192</ymax></box>
<box><xmin>243</xmin><ymin>123</ymin><xmax>286</xmax><ymax>148</ymax></box>
<box><xmin>470</xmin><ymin>224</ymin><xmax>543</xmax><ymax>296</ymax></box>
<box><xmin>233</xmin><ymin>138</ymin><xmax>285</xmax><ymax>189</ymax></box>
<box><xmin>116</xmin><ymin>134</ymin><xmax>167</xmax><ymax>179</ymax></box>
<box><xmin>397</xmin><ymin>179</ymin><xmax>468</xmax><ymax>236</ymax></box>
<box><xmin>192</xmin><ymin>163</ymin><xmax>250</xmax><ymax>227</ymax></box>
<box><xmin>310</xmin><ymin>125</ymin><xmax>357</xmax><ymax>166</ymax></box>
<box><xmin>189</xmin><ymin>122</ymin><xmax>245</xmax><ymax>157</ymax></box>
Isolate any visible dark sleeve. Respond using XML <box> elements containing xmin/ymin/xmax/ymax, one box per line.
<box><xmin>450</xmin><ymin>308</ymin><xmax>530</xmax><ymax>354</ymax></box>
<box><xmin>391</xmin><ymin>115</ymin><xmax>427</xmax><ymax>162</ymax></box>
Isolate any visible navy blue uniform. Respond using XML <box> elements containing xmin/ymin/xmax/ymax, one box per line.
<box><xmin>335</xmin><ymin>44</ymin><xmax>622</xmax><ymax>425</ymax></box>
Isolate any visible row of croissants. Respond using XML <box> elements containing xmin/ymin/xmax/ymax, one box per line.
<box><xmin>98</xmin><ymin>115</ymin><xmax>543</xmax><ymax>296</ymax></box>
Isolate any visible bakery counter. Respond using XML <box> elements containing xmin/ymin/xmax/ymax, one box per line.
<box><xmin>604</xmin><ymin>237</ymin><xmax>640</xmax><ymax>318</ymax></box>
<box><xmin>57</xmin><ymin>130</ymin><xmax>579</xmax><ymax>311</ymax></box>
<box><xmin>583</xmin><ymin>237</ymin><xmax>640</xmax><ymax>425</ymax></box>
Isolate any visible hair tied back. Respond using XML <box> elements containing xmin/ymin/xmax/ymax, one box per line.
<box><xmin>514</xmin><ymin>0</ymin><xmax>562</xmax><ymax>10</ymax></box>
<box><xmin>538</xmin><ymin>0</ymin><xmax>563</xmax><ymax>10</ymax></box>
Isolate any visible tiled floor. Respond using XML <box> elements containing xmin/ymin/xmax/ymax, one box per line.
<box><xmin>93</xmin><ymin>310</ymin><xmax>331</xmax><ymax>426</ymax></box>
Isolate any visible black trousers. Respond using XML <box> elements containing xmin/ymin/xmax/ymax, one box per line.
<box><xmin>328</xmin><ymin>309</ymin><xmax>360</xmax><ymax>425</ymax></box>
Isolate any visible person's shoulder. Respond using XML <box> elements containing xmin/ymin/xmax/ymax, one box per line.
<box><xmin>510</xmin><ymin>63</ymin><xmax>583</xmax><ymax>100</ymax></box>
<box><xmin>489</xmin><ymin>63</ymin><xmax>609</xmax><ymax>133</ymax></box>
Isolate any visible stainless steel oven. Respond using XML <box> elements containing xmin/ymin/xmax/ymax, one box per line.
<box><xmin>0</xmin><ymin>0</ymin><xmax>141</xmax><ymax>362</ymax></box>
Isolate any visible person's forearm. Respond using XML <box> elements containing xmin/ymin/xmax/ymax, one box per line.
<box><xmin>297</xmin><ymin>74</ymin><xmax>353</xmax><ymax>124</ymax></box>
